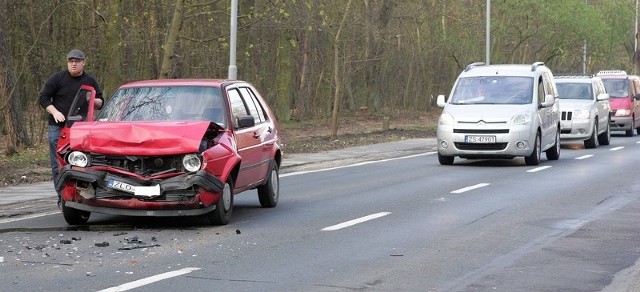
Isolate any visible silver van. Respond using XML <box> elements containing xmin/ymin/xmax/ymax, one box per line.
<box><xmin>436</xmin><ymin>62</ymin><xmax>561</xmax><ymax>165</ymax></box>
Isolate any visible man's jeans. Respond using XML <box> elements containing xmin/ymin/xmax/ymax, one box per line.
<box><xmin>47</xmin><ymin>125</ymin><xmax>62</xmax><ymax>204</ymax></box>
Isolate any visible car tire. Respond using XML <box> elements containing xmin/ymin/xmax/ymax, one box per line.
<box><xmin>598</xmin><ymin>119</ymin><xmax>611</xmax><ymax>145</ymax></box>
<box><xmin>257</xmin><ymin>161</ymin><xmax>279</xmax><ymax>208</ymax></box>
<box><xmin>525</xmin><ymin>132</ymin><xmax>541</xmax><ymax>165</ymax></box>
<box><xmin>438</xmin><ymin>152</ymin><xmax>454</xmax><ymax>165</ymax></box>
<box><xmin>584</xmin><ymin>122</ymin><xmax>598</xmax><ymax>149</ymax></box>
<box><xmin>207</xmin><ymin>179</ymin><xmax>234</xmax><ymax>225</ymax></box>
<box><xmin>545</xmin><ymin>129</ymin><xmax>560</xmax><ymax>161</ymax></box>
<box><xmin>62</xmin><ymin>201</ymin><xmax>90</xmax><ymax>225</ymax></box>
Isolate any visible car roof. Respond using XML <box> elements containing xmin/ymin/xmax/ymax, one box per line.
<box><xmin>461</xmin><ymin>62</ymin><xmax>549</xmax><ymax>78</ymax></box>
<box><xmin>118</xmin><ymin>79</ymin><xmax>243</xmax><ymax>88</ymax></box>
<box><xmin>554</xmin><ymin>75</ymin><xmax>598</xmax><ymax>83</ymax></box>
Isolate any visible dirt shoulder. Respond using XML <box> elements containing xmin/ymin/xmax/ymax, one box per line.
<box><xmin>0</xmin><ymin>113</ymin><xmax>437</xmax><ymax>186</ymax></box>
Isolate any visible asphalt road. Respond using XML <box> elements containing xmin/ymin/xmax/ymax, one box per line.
<box><xmin>1</xmin><ymin>136</ymin><xmax>640</xmax><ymax>291</ymax></box>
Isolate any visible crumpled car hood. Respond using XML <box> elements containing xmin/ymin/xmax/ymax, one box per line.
<box><xmin>69</xmin><ymin>121</ymin><xmax>217</xmax><ymax>155</ymax></box>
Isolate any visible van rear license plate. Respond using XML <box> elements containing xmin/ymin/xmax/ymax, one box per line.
<box><xmin>465</xmin><ymin>135</ymin><xmax>496</xmax><ymax>143</ymax></box>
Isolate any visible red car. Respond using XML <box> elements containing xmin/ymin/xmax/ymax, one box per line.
<box><xmin>55</xmin><ymin>79</ymin><xmax>282</xmax><ymax>225</ymax></box>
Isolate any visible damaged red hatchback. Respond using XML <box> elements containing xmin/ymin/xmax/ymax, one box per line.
<box><xmin>55</xmin><ymin>79</ymin><xmax>282</xmax><ymax>225</ymax></box>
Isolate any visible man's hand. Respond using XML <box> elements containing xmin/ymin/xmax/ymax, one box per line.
<box><xmin>53</xmin><ymin>111</ymin><xmax>65</xmax><ymax>123</ymax></box>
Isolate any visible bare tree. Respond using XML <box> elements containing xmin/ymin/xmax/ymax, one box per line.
<box><xmin>160</xmin><ymin>0</ymin><xmax>185</xmax><ymax>79</ymax></box>
<box><xmin>330</xmin><ymin>0</ymin><xmax>353</xmax><ymax>139</ymax></box>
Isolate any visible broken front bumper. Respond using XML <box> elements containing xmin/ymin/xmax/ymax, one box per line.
<box><xmin>55</xmin><ymin>165</ymin><xmax>225</xmax><ymax>216</ymax></box>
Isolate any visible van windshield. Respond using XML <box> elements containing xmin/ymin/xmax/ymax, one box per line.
<box><xmin>602</xmin><ymin>79</ymin><xmax>629</xmax><ymax>98</ymax></box>
<box><xmin>450</xmin><ymin>76</ymin><xmax>533</xmax><ymax>105</ymax></box>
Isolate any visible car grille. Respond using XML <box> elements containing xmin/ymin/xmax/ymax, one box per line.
<box><xmin>90</xmin><ymin>155</ymin><xmax>183</xmax><ymax>176</ymax></box>
<box><xmin>561</xmin><ymin>111</ymin><xmax>573</xmax><ymax>121</ymax></box>
<box><xmin>454</xmin><ymin>142</ymin><xmax>508</xmax><ymax>150</ymax></box>
<box><xmin>453</xmin><ymin>129</ymin><xmax>509</xmax><ymax>134</ymax></box>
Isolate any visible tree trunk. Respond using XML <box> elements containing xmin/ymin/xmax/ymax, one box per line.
<box><xmin>160</xmin><ymin>0</ymin><xmax>185</xmax><ymax>79</ymax></box>
<box><xmin>330</xmin><ymin>0</ymin><xmax>352</xmax><ymax>139</ymax></box>
<box><xmin>0</xmin><ymin>2</ymin><xmax>30</xmax><ymax>155</ymax></box>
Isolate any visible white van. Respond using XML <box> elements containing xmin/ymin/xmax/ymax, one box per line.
<box><xmin>436</xmin><ymin>62</ymin><xmax>561</xmax><ymax>165</ymax></box>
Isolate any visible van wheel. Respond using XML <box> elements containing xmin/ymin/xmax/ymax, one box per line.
<box><xmin>525</xmin><ymin>133</ymin><xmax>541</xmax><ymax>165</ymax></box>
<box><xmin>584</xmin><ymin>122</ymin><xmax>598</xmax><ymax>149</ymax></box>
<box><xmin>206</xmin><ymin>179</ymin><xmax>234</xmax><ymax>225</ymax></box>
<box><xmin>545</xmin><ymin>130</ymin><xmax>560</xmax><ymax>161</ymax></box>
<box><xmin>257</xmin><ymin>161</ymin><xmax>279</xmax><ymax>208</ymax></box>
<box><xmin>62</xmin><ymin>202</ymin><xmax>91</xmax><ymax>225</ymax></box>
<box><xmin>438</xmin><ymin>153</ymin><xmax>454</xmax><ymax>165</ymax></box>
<box><xmin>598</xmin><ymin>119</ymin><xmax>611</xmax><ymax>145</ymax></box>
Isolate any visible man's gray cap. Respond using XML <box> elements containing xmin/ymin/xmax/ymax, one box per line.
<box><xmin>66</xmin><ymin>49</ymin><xmax>85</xmax><ymax>60</ymax></box>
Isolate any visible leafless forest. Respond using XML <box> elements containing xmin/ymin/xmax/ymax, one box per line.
<box><xmin>0</xmin><ymin>0</ymin><xmax>637</xmax><ymax>154</ymax></box>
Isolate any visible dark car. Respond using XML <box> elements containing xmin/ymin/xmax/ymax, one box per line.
<box><xmin>55</xmin><ymin>79</ymin><xmax>282</xmax><ymax>225</ymax></box>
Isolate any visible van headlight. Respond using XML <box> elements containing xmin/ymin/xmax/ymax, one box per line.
<box><xmin>511</xmin><ymin>112</ymin><xmax>531</xmax><ymax>125</ymax></box>
<box><xmin>182</xmin><ymin>154</ymin><xmax>202</xmax><ymax>172</ymax></box>
<box><xmin>68</xmin><ymin>151</ymin><xmax>89</xmax><ymax>167</ymax></box>
<box><xmin>438</xmin><ymin>113</ymin><xmax>454</xmax><ymax>126</ymax></box>
<box><xmin>615</xmin><ymin>109</ymin><xmax>631</xmax><ymax>116</ymax></box>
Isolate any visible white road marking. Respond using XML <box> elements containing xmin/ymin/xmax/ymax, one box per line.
<box><xmin>451</xmin><ymin>183</ymin><xmax>490</xmax><ymax>194</ymax></box>
<box><xmin>322</xmin><ymin>212</ymin><xmax>391</xmax><ymax>231</ymax></box>
<box><xmin>98</xmin><ymin>267</ymin><xmax>201</xmax><ymax>292</ymax></box>
<box><xmin>0</xmin><ymin>211</ymin><xmax>59</xmax><ymax>224</ymax></box>
<box><xmin>575</xmin><ymin>155</ymin><xmax>593</xmax><ymax>160</ymax></box>
<box><xmin>610</xmin><ymin>146</ymin><xmax>624</xmax><ymax>151</ymax></box>
<box><xmin>282</xmin><ymin>152</ymin><xmax>434</xmax><ymax>177</ymax></box>
<box><xmin>527</xmin><ymin>166</ymin><xmax>552</xmax><ymax>173</ymax></box>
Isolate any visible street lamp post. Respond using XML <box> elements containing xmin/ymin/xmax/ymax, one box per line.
<box><xmin>228</xmin><ymin>0</ymin><xmax>238</xmax><ymax>80</ymax></box>
<box><xmin>486</xmin><ymin>0</ymin><xmax>490</xmax><ymax>65</ymax></box>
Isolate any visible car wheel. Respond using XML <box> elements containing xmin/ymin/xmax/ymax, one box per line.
<box><xmin>598</xmin><ymin>119</ymin><xmax>611</xmax><ymax>145</ymax></box>
<box><xmin>257</xmin><ymin>161</ymin><xmax>279</xmax><ymax>208</ymax></box>
<box><xmin>62</xmin><ymin>201</ymin><xmax>90</xmax><ymax>225</ymax></box>
<box><xmin>545</xmin><ymin>129</ymin><xmax>560</xmax><ymax>161</ymax></box>
<box><xmin>438</xmin><ymin>152</ymin><xmax>454</xmax><ymax>165</ymax></box>
<box><xmin>206</xmin><ymin>179</ymin><xmax>234</xmax><ymax>225</ymax></box>
<box><xmin>525</xmin><ymin>132</ymin><xmax>541</xmax><ymax>165</ymax></box>
<box><xmin>584</xmin><ymin>122</ymin><xmax>598</xmax><ymax>149</ymax></box>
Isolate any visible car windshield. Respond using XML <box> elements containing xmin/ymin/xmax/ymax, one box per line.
<box><xmin>97</xmin><ymin>86</ymin><xmax>226</xmax><ymax>126</ymax></box>
<box><xmin>602</xmin><ymin>79</ymin><xmax>629</xmax><ymax>98</ymax></box>
<box><xmin>450</xmin><ymin>76</ymin><xmax>533</xmax><ymax>105</ymax></box>
<box><xmin>556</xmin><ymin>83</ymin><xmax>593</xmax><ymax>100</ymax></box>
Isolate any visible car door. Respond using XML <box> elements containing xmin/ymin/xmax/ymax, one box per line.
<box><xmin>538</xmin><ymin>73</ymin><xmax>557</xmax><ymax>149</ymax></box>
<box><xmin>228</xmin><ymin>85</ymin><xmax>274</xmax><ymax>190</ymax></box>
<box><xmin>56</xmin><ymin>85</ymin><xmax>97</xmax><ymax>167</ymax></box>
<box><xmin>593</xmin><ymin>80</ymin><xmax>610</xmax><ymax>131</ymax></box>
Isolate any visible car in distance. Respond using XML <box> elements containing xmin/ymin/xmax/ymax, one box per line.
<box><xmin>436</xmin><ymin>62</ymin><xmax>561</xmax><ymax>166</ymax></box>
<box><xmin>596</xmin><ymin>70</ymin><xmax>640</xmax><ymax>136</ymax></box>
<box><xmin>55</xmin><ymin>79</ymin><xmax>282</xmax><ymax>225</ymax></box>
<box><xmin>554</xmin><ymin>75</ymin><xmax>610</xmax><ymax>148</ymax></box>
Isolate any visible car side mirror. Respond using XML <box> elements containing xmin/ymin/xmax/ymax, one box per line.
<box><xmin>635</xmin><ymin>93</ymin><xmax>640</xmax><ymax>100</ymax></box>
<box><xmin>540</xmin><ymin>94</ymin><xmax>555</xmax><ymax>108</ymax></box>
<box><xmin>236</xmin><ymin>115</ymin><xmax>255</xmax><ymax>128</ymax></box>
<box><xmin>437</xmin><ymin>95</ymin><xmax>447</xmax><ymax>107</ymax></box>
<box><xmin>596</xmin><ymin>93</ymin><xmax>609</xmax><ymax>101</ymax></box>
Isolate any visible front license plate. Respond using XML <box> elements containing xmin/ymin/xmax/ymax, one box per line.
<box><xmin>107</xmin><ymin>179</ymin><xmax>135</xmax><ymax>194</ymax></box>
<box><xmin>465</xmin><ymin>135</ymin><xmax>496</xmax><ymax>143</ymax></box>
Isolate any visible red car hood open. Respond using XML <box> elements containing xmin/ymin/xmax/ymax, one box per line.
<box><xmin>69</xmin><ymin>121</ymin><xmax>215</xmax><ymax>155</ymax></box>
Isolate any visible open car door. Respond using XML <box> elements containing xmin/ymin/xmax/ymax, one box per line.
<box><xmin>55</xmin><ymin>85</ymin><xmax>97</xmax><ymax>168</ymax></box>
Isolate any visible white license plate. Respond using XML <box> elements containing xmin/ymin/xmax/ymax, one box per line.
<box><xmin>107</xmin><ymin>179</ymin><xmax>135</xmax><ymax>194</ymax></box>
<box><xmin>465</xmin><ymin>135</ymin><xmax>496</xmax><ymax>143</ymax></box>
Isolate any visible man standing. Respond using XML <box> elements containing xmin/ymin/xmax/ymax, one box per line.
<box><xmin>38</xmin><ymin>49</ymin><xmax>104</xmax><ymax>209</ymax></box>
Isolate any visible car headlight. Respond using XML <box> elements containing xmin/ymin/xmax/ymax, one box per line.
<box><xmin>573</xmin><ymin>110</ymin><xmax>590</xmax><ymax>119</ymax></box>
<box><xmin>438</xmin><ymin>113</ymin><xmax>454</xmax><ymax>126</ymax></box>
<box><xmin>182</xmin><ymin>154</ymin><xmax>202</xmax><ymax>172</ymax></box>
<box><xmin>511</xmin><ymin>112</ymin><xmax>531</xmax><ymax>125</ymax></box>
<box><xmin>68</xmin><ymin>151</ymin><xmax>89</xmax><ymax>167</ymax></box>
<box><xmin>615</xmin><ymin>109</ymin><xmax>631</xmax><ymax>116</ymax></box>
